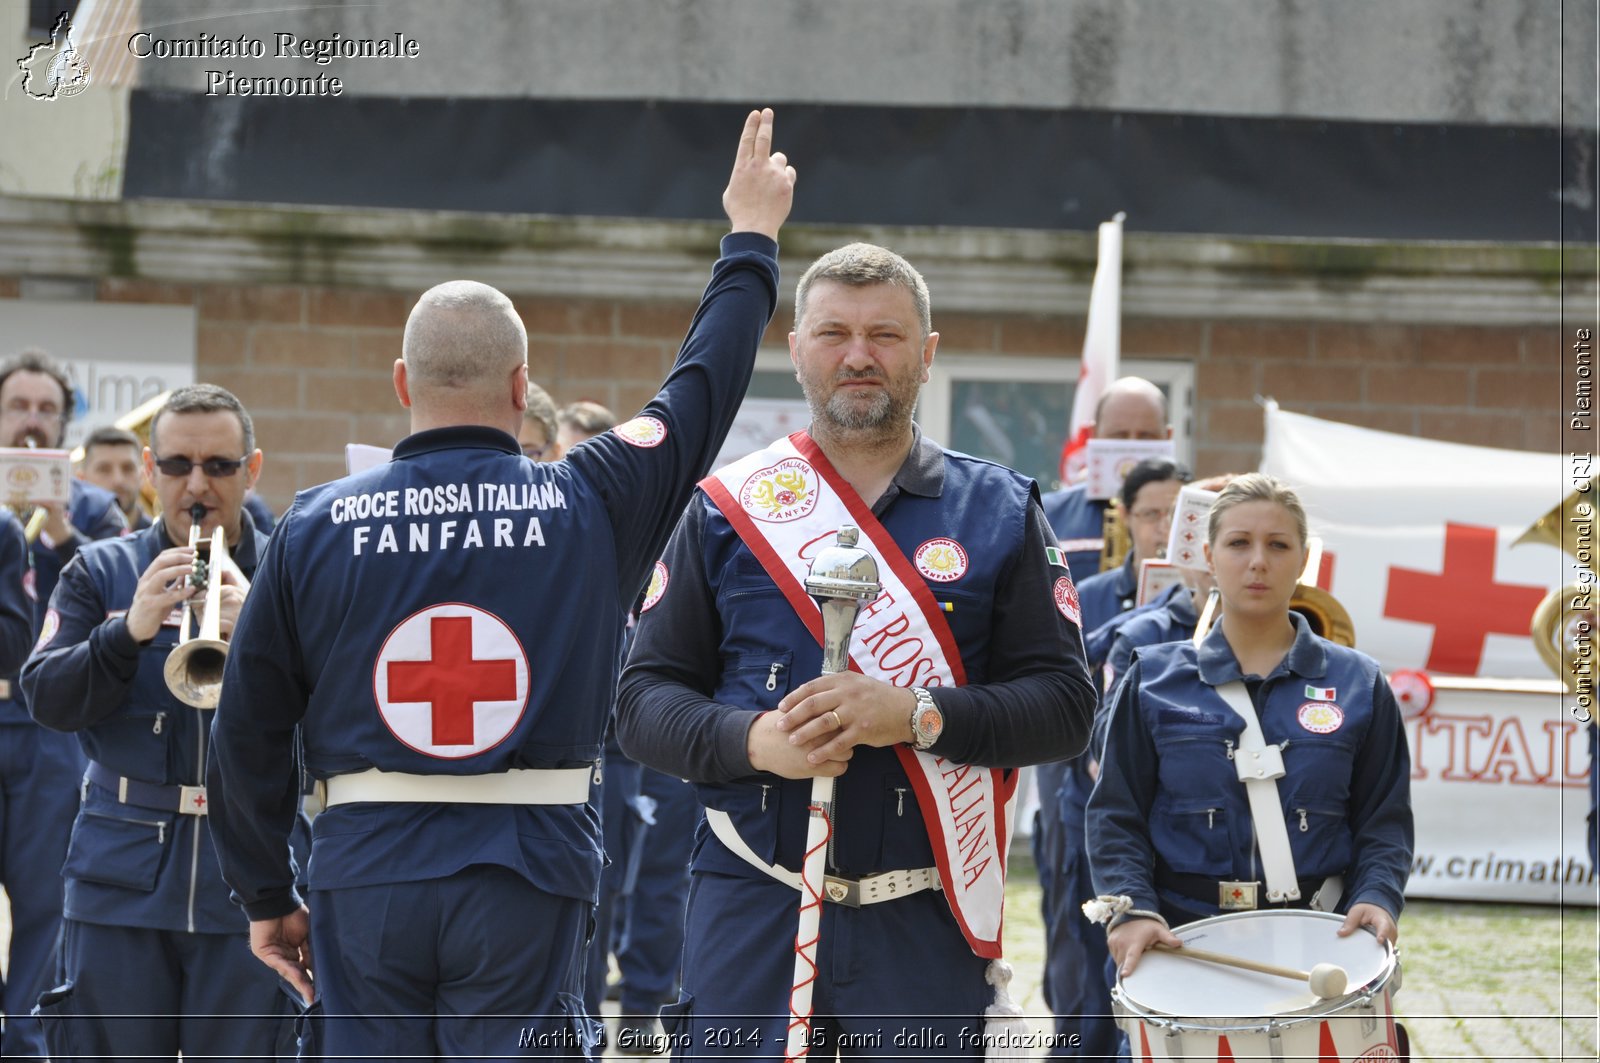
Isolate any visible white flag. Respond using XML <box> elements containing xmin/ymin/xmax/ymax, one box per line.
<box><xmin>1058</xmin><ymin>213</ymin><xmax>1125</xmax><ymax>485</ymax></box>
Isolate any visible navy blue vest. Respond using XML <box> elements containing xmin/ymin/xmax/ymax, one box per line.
<box><xmin>693</xmin><ymin>452</ymin><xmax>1034</xmax><ymax>879</ymax></box>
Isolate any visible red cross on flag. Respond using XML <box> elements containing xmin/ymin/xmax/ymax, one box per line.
<box><xmin>1261</xmin><ymin>403</ymin><xmax>1565</xmax><ymax>679</ymax></box>
<box><xmin>374</xmin><ymin>603</ymin><xmax>530</xmax><ymax>758</ymax></box>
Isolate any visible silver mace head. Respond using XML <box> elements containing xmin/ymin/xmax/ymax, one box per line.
<box><xmin>805</xmin><ymin>525</ymin><xmax>881</xmax><ymax>676</ymax></box>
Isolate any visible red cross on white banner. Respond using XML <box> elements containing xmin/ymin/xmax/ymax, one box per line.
<box><xmin>373</xmin><ymin>603</ymin><xmax>530</xmax><ymax>758</ymax></box>
<box><xmin>1384</xmin><ymin>523</ymin><xmax>1546</xmax><ymax>675</ymax></box>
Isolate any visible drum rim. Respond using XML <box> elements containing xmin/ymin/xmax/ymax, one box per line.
<box><xmin>1113</xmin><ymin>909</ymin><xmax>1398</xmax><ymax>1029</ymax></box>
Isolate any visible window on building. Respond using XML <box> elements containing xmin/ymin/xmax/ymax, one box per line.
<box><xmin>921</xmin><ymin>356</ymin><xmax>1194</xmax><ymax>490</ymax></box>
<box><xmin>721</xmin><ymin>351</ymin><xmax>1193</xmax><ymax>491</ymax></box>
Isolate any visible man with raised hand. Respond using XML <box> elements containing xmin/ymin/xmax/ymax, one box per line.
<box><xmin>207</xmin><ymin>108</ymin><xmax>794</xmax><ymax>1059</ymax></box>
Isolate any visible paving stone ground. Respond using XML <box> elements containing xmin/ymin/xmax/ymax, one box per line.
<box><xmin>5</xmin><ymin>851</ymin><xmax>1593</xmax><ymax>1060</ymax></box>
<box><xmin>597</xmin><ymin>852</ymin><xmax>1597</xmax><ymax>1061</ymax></box>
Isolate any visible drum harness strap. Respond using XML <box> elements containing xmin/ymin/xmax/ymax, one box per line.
<box><xmin>1083</xmin><ymin>682</ymin><xmax>1343</xmax><ymax>925</ymax></box>
<box><xmin>1214</xmin><ymin>681</ymin><xmax>1342</xmax><ymax>913</ymax></box>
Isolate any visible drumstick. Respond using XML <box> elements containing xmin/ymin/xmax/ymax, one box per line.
<box><xmin>1151</xmin><ymin>943</ymin><xmax>1349</xmax><ymax>998</ymax></box>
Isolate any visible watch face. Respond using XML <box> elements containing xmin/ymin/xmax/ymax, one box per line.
<box><xmin>915</xmin><ymin>706</ymin><xmax>943</xmax><ymax>743</ymax></box>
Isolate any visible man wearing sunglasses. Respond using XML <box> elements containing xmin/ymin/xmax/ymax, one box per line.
<box><xmin>0</xmin><ymin>349</ymin><xmax>126</xmax><ymax>1062</ymax></box>
<box><xmin>22</xmin><ymin>384</ymin><xmax>298</xmax><ymax>1058</ymax></box>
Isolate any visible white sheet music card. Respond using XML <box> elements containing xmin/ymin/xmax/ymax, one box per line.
<box><xmin>1137</xmin><ymin>559</ymin><xmax>1186</xmax><ymax>607</ymax></box>
<box><xmin>345</xmin><ymin>444</ymin><xmax>393</xmax><ymax>475</ymax></box>
<box><xmin>1084</xmin><ymin>439</ymin><xmax>1175</xmax><ymax>500</ymax></box>
<box><xmin>1166</xmin><ymin>485</ymin><xmax>1220</xmax><ymax>571</ymax></box>
<box><xmin>0</xmin><ymin>447</ymin><xmax>72</xmax><ymax>506</ymax></box>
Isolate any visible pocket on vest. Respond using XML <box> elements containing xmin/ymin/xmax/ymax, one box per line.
<box><xmin>62</xmin><ymin>807</ymin><xmax>173</xmax><ymax>891</ymax></box>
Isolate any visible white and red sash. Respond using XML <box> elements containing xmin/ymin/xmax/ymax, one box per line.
<box><xmin>701</xmin><ymin>431</ymin><xmax>1015</xmax><ymax>959</ymax></box>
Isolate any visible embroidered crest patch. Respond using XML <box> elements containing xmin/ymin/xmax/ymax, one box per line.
<box><xmin>374</xmin><ymin>603</ymin><xmax>530</xmax><ymax>759</ymax></box>
<box><xmin>34</xmin><ymin>607</ymin><xmax>59</xmax><ymax>652</ymax></box>
<box><xmin>612</xmin><ymin>416</ymin><xmax>668</xmax><ymax>448</ymax></box>
<box><xmin>914</xmin><ymin>537</ymin><xmax>969</xmax><ymax>582</ymax></box>
<box><xmin>738</xmin><ymin>458</ymin><xmax>818</xmax><ymax>523</ymax></box>
<box><xmin>1053</xmin><ymin>576</ymin><xmax>1081</xmax><ymax>626</ymax></box>
<box><xmin>641</xmin><ymin>561</ymin><xmax>669</xmax><ymax>612</ymax></box>
<box><xmin>1297</xmin><ymin>701</ymin><xmax>1345</xmax><ymax>734</ymax></box>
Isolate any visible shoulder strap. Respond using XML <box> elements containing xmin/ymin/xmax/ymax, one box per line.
<box><xmin>1212</xmin><ymin>680</ymin><xmax>1301</xmax><ymax>902</ymax></box>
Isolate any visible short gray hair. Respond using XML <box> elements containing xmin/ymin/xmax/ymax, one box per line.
<box><xmin>151</xmin><ymin>384</ymin><xmax>254</xmax><ymax>453</ymax></box>
<box><xmin>402</xmin><ymin>281</ymin><xmax>527</xmax><ymax>390</ymax></box>
<box><xmin>794</xmin><ymin>243</ymin><xmax>931</xmax><ymax>338</ymax></box>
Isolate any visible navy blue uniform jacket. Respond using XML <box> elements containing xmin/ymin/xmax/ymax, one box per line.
<box><xmin>0</xmin><ymin>511</ymin><xmax>34</xmax><ymax>676</ymax></box>
<box><xmin>22</xmin><ymin>514</ymin><xmax>272</xmax><ymax>932</ymax></box>
<box><xmin>617</xmin><ymin>433</ymin><xmax>1097</xmax><ymax>879</ymax></box>
<box><xmin>1040</xmin><ymin>483</ymin><xmax>1105</xmax><ymax>586</ymax></box>
<box><xmin>207</xmin><ymin>233</ymin><xmax>779</xmax><ymax>921</ymax></box>
<box><xmin>1087</xmin><ymin>613</ymin><xmax>1413</xmax><ymax>922</ymax></box>
<box><xmin>1</xmin><ymin>479</ymin><xmax>124</xmax><ymax>725</ymax></box>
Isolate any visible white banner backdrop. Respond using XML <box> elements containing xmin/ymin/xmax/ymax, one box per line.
<box><xmin>1261</xmin><ymin>405</ymin><xmax>1594</xmax><ymax>904</ymax></box>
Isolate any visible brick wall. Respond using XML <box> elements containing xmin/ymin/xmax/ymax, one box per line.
<box><xmin>1194</xmin><ymin>319</ymin><xmax>1558</xmax><ymax>474</ymax></box>
<box><xmin>0</xmin><ymin>277</ymin><xmax>1561</xmax><ymax>513</ymax></box>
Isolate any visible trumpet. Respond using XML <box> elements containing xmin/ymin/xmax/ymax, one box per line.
<box><xmin>16</xmin><ymin>438</ymin><xmax>49</xmax><ymax>544</ymax></box>
<box><xmin>163</xmin><ymin>504</ymin><xmax>232</xmax><ymax>708</ymax></box>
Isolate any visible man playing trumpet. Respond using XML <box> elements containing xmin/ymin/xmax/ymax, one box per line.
<box><xmin>21</xmin><ymin>384</ymin><xmax>297</xmax><ymax>1059</ymax></box>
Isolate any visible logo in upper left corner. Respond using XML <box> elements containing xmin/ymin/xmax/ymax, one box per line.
<box><xmin>17</xmin><ymin>12</ymin><xmax>92</xmax><ymax>101</ymax></box>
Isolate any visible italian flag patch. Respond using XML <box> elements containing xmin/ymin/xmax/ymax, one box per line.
<box><xmin>1305</xmin><ymin>684</ymin><xmax>1337</xmax><ymax>701</ymax></box>
<box><xmin>1045</xmin><ymin>546</ymin><xmax>1068</xmax><ymax>568</ymax></box>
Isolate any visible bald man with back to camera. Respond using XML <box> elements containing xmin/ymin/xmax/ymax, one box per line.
<box><xmin>206</xmin><ymin>108</ymin><xmax>796</xmax><ymax>1059</ymax></box>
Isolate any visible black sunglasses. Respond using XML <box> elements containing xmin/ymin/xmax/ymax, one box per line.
<box><xmin>153</xmin><ymin>454</ymin><xmax>249</xmax><ymax>478</ymax></box>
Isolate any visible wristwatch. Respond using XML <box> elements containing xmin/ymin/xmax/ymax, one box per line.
<box><xmin>909</xmin><ymin>688</ymin><xmax>943</xmax><ymax>751</ymax></box>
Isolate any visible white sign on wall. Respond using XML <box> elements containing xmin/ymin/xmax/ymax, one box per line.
<box><xmin>0</xmin><ymin>300</ymin><xmax>196</xmax><ymax>447</ymax></box>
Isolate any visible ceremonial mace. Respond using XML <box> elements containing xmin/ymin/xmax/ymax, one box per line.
<box><xmin>785</xmin><ymin>526</ymin><xmax>881</xmax><ymax>1061</ymax></box>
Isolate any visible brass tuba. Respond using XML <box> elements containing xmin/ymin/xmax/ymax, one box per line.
<box><xmin>70</xmin><ymin>390</ymin><xmax>170</xmax><ymax>524</ymax></box>
<box><xmin>1099</xmin><ymin>504</ymin><xmax>1132</xmax><ymax>573</ymax></box>
<box><xmin>1512</xmin><ymin>480</ymin><xmax>1595</xmax><ymax>691</ymax></box>
<box><xmin>163</xmin><ymin>505</ymin><xmax>233</xmax><ymax>708</ymax></box>
<box><xmin>1289</xmin><ymin>538</ymin><xmax>1356</xmax><ymax>647</ymax></box>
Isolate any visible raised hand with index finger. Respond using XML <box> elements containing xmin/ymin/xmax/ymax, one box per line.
<box><xmin>723</xmin><ymin>107</ymin><xmax>796</xmax><ymax>241</ymax></box>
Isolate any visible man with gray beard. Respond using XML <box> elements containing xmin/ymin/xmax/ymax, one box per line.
<box><xmin>618</xmin><ymin>243</ymin><xmax>1095</xmax><ymax>1057</ymax></box>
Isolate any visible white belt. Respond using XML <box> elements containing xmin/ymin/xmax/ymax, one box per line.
<box><xmin>320</xmin><ymin>766</ymin><xmax>592</xmax><ymax>807</ymax></box>
<box><xmin>704</xmin><ymin>807</ymin><xmax>940</xmax><ymax>907</ymax></box>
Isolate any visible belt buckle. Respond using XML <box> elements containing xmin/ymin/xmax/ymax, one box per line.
<box><xmin>1219</xmin><ymin>880</ymin><xmax>1257</xmax><ymax>910</ymax></box>
<box><xmin>178</xmin><ymin>785</ymin><xmax>209</xmax><ymax>816</ymax></box>
<box><xmin>823</xmin><ymin>874</ymin><xmax>861</xmax><ymax>907</ymax></box>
